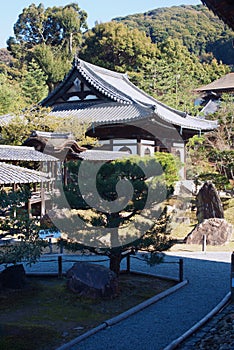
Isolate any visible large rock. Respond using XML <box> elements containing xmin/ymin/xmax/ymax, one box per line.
<box><xmin>0</xmin><ymin>264</ymin><xmax>26</xmax><ymax>289</ymax></box>
<box><xmin>66</xmin><ymin>262</ymin><xmax>118</xmax><ymax>298</ymax></box>
<box><xmin>196</xmin><ymin>182</ymin><xmax>224</xmax><ymax>223</ymax></box>
<box><xmin>185</xmin><ymin>218</ymin><xmax>233</xmax><ymax>245</ymax></box>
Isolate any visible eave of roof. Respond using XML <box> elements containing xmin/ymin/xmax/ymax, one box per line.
<box><xmin>49</xmin><ymin>101</ymin><xmax>218</xmax><ymax>131</ymax></box>
<box><xmin>0</xmin><ymin>145</ymin><xmax>59</xmax><ymax>162</ymax></box>
<box><xmin>195</xmin><ymin>73</ymin><xmax>234</xmax><ymax>92</ymax></box>
<box><xmin>0</xmin><ymin>162</ymin><xmax>52</xmax><ymax>184</ymax></box>
<box><xmin>78</xmin><ymin>149</ymin><xmax>130</xmax><ymax>161</ymax></box>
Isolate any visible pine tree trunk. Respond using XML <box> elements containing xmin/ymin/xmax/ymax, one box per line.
<box><xmin>109</xmin><ymin>252</ymin><xmax>122</xmax><ymax>276</ymax></box>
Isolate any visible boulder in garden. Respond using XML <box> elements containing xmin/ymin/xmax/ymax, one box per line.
<box><xmin>185</xmin><ymin>218</ymin><xmax>232</xmax><ymax>245</ymax></box>
<box><xmin>66</xmin><ymin>262</ymin><xmax>118</xmax><ymax>298</ymax></box>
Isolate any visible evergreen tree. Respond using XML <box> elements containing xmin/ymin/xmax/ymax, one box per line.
<box><xmin>54</xmin><ymin>154</ymin><xmax>180</xmax><ymax>275</ymax></box>
<box><xmin>21</xmin><ymin>59</ymin><xmax>48</xmax><ymax>105</ymax></box>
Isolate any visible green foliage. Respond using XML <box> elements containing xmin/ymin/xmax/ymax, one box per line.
<box><xmin>21</xmin><ymin>59</ymin><xmax>48</xmax><ymax>105</ymax></box>
<box><xmin>195</xmin><ymin>172</ymin><xmax>230</xmax><ymax>191</ymax></box>
<box><xmin>7</xmin><ymin>3</ymin><xmax>88</xmax><ymax>90</ymax></box>
<box><xmin>80</xmin><ymin>22</ymin><xmax>158</xmax><ymax>73</ymax></box>
<box><xmin>58</xmin><ymin>154</ymin><xmax>179</xmax><ymax>273</ymax></box>
<box><xmin>32</xmin><ymin>44</ymin><xmax>72</xmax><ymax>92</ymax></box>
<box><xmin>186</xmin><ymin>94</ymin><xmax>234</xmax><ymax>186</ymax></box>
<box><xmin>208</xmin><ymin>150</ymin><xmax>234</xmax><ymax>182</ymax></box>
<box><xmin>113</xmin><ymin>5</ymin><xmax>234</xmax><ymax>66</ymax></box>
<box><xmin>0</xmin><ymin>106</ymin><xmax>61</xmax><ymax>145</ymax></box>
<box><xmin>0</xmin><ymin>73</ymin><xmax>26</xmax><ymax>114</ymax></box>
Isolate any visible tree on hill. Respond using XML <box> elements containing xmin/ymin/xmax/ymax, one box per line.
<box><xmin>80</xmin><ymin>21</ymin><xmax>229</xmax><ymax>113</ymax></box>
<box><xmin>21</xmin><ymin>59</ymin><xmax>48</xmax><ymax>105</ymax></box>
<box><xmin>52</xmin><ymin>154</ymin><xmax>180</xmax><ymax>275</ymax></box>
<box><xmin>146</xmin><ymin>38</ymin><xmax>229</xmax><ymax>113</ymax></box>
<box><xmin>113</xmin><ymin>4</ymin><xmax>234</xmax><ymax>66</ymax></box>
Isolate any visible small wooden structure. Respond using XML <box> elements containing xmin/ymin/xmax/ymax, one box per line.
<box><xmin>194</xmin><ymin>72</ymin><xmax>234</xmax><ymax>115</ymax></box>
<box><xmin>0</xmin><ymin>145</ymin><xmax>59</xmax><ymax>217</ymax></box>
<box><xmin>24</xmin><ymin>130</ymin><xmax>130</xmax><ymax>186</ymax></box>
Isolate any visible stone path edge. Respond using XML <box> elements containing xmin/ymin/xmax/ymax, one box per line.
<box><xmin>55</xmin><ymin>279</ymin><xmax>189</xmax><ymax>350</ymax></box>
<box><xmin>163</xmin><ymin>292</ymin><xmax>231</xmax><ymax>350</ymax></box>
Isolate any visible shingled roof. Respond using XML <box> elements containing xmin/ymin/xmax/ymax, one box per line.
<box><xmin>0</xmin><ymin>145</ymin><xmax>59</xmax><ymax>162</ymax></box>
<box><xmin>194</xmin><ymin>73</ymin><xmax>234</xmax><ymax>93</ymax></box>
<box><xmin>78</xmin><ymin>149</ymin><xmax>130</xmax><ymax>161</ymax></box>
<box><xmin>201</xmin><ymin>0</ymin><xmax>234</xmax><ymax>30</ymax></box>
<box><xmin>41</xmin><ymin>58</ymin><xmax>218</xmax><ymax>133</ymax></box>
<box><xmin>0</xmin><ymin>162</ymin><xmax>52</xmax><ymax>184</ymax></box>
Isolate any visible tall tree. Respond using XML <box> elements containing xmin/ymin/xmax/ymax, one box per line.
<box><xmin>53</xmin><ymin>154</ymin><xmax>180</xmax><ymax>274</ymax></box>
<box><xmin>7</xmin><ymin>3</ymin><xmax>88</xmax><ymax>90</ymax></box>
<box><xmin>21</xmin><ymin>59</ymin><xmax>48</xmax><ymax>105</ymax></box>
<box><xmin>80</xmin><ymin>22</ymin><xmax>158</xmax><ymax>73</ymax></box>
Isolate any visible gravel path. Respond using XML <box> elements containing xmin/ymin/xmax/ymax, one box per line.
<box><xmin>22</xmin><ymin>251</ymin><xmax>232</xmax><ymax>350</ymax></box>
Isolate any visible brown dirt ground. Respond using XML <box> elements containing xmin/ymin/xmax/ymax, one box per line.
<box><xmin>0</xmin><ymin>273</ymin><xmax>176</xmax><ymax>350</ymax></box>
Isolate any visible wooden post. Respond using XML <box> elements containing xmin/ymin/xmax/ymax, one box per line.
<box><xmin>231</xmin><ymin>252</ymin><xmax>234</xmax><ymax>303</ymax></box>
<box><xmin>58</xmin><ymin>255</ymin><xmax>62</xmax><ymax>278</ymax></box>
<box><xmin>126</xmin><ymin>255</ymin><xmax>130</xmax><ymax>273</ymax></box>
<box><xmin>202</xmin><ymin>234</ymin><xmax>207</xmax><ymax>253</ymax></box>
<box><xmin>48</xmin><ymin>238</ymin><xmax>53</xmax><ymax>254</ymax></box>
<box><xmin>179</xmin><ymin>259</ymin><xmax>184</xmax><ymax>282</ymax></box>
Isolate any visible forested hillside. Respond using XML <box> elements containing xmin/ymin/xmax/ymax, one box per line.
<box><xmin>113</xmin><ymin>5</ymin><xmax>234</xmax><ymax>66</ymax></box>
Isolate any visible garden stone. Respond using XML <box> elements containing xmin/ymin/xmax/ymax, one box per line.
<box><xmin>196</xmin><ymin>181</ymin><xmax>224</xmax><ymax>223</ymax></box>
<box><xmin>66</xmin><ymin>262</ymin><xmax>118</xmax><ymax>298</ymax></box>
<box><xmin>0</xmin><ymin>264</ymin><xmax>26</xmax><ymax>289</ymax></box>
<box><xmin>185</xmin><ymin>218</ymin><xmax>232</xmax><ymax>245</ymax></box>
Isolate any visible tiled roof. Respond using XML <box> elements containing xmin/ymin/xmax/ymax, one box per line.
<box><xmin>50</xmin><ymin>101</ymin><xmax>218</xmax><ymax>131</ymax></box>
<box><xmin>0</xmin><ymin>145</ymin><xmax>59</xmax><ymax>162</ymax></box>
<box><xmin>50</xmin><ymin>101</ymin><xmax>153</xmax><ymax>125</ymax></box>
<box><xmin>41</xmin><ymin>58</ymin><xmax>218</xmax><ymax>132</ymax></box>
<box><xmin>195</xmin><ymin>73</ymin><xmax>234</xmax><ymax>92</ymax></box>
<box><xmin>201</xmin><ymin>0</ymin><xmax>234</xmax><ymax>30</ymax></box>
<box><xmin>78</xmin><ymin>150</ymin><xmax>130</xmax><ymax>161</ymax></box>
<box><xmin>0</xmin><ymin>162</ymin><xmax>52</xmax><ymax>184</ymax></box>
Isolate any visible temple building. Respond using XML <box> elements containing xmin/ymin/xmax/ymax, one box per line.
<box><xmin>194</xmin><ymin>72</ymin><xmax>234</xmax><ymax>115</ymax></box>
<box><xmin>40</xmin><ymin>58</ymin><xmax>217</xmax><ymax>178</ymax></box>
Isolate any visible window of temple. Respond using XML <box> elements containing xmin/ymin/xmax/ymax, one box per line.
<box><xmin>144</xmin><ymin>147</ymin><xmax>151</xmax><ymax>156</ymax></box>
<box><xmin>119</xmin><ymin>146</ymin><xmax>132</xmax><ymax>154</ymax></box>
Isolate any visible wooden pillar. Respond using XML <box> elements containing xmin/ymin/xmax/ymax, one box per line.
<box><xmin>40</xmin><ymin>185</ymin><xmax>45</xmax><ymax>217</ymax></box>
<box><xmin>137</xmin><ymin>139</ymin><xmax>141</xmax><ymax>156</ymax></box>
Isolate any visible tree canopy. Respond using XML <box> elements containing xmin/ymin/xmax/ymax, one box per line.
<box><xmin>113</xmin><ymin>4</ymin><xmax>234</xmax><ymax>66</ymax></box>
<box><xmin>80</xmin><ymin>21</ymin><xmax>158</xmax><ymax>73</ymax></box>
<box><xmin>7</xmin><ymin>3</ymin><xmax>88</xmax><ymax>91</ymax></box>
<box><xmin>52</xmin><ymin>153</ymin><xmax>180</xmax><ymax>274</ymax></box>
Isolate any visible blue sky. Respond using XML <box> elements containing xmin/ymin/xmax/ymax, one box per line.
<box><xmin>0</xmin><ymin>0</ymin><xmax>201</xmax><ymax>48</ymax></box>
